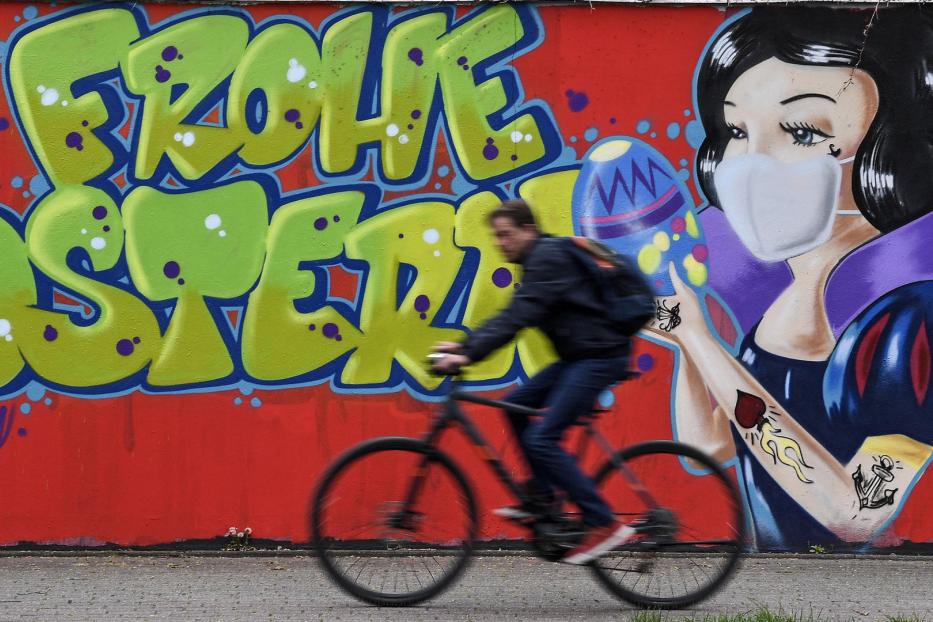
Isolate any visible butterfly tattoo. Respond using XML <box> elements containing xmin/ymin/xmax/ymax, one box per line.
<box><xmin>656</xmin><ymin>300</ymin><xmax>682</xmax><ymax>332</ymax></box>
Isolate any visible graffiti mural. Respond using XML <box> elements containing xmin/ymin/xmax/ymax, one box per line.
<box><xmin>0</xmin><ymin>2</ymin><xmax>929</xmax><ymax>552</ymax></box>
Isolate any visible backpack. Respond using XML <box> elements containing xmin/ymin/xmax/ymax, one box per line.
<box><xmin>565</xmin><ymin>237</ymin><xmax>657</xmax><ymax>336</ymax></box>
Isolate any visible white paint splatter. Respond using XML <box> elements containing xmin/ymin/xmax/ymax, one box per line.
<box><xmin>386</xmin><ymin>123</ymin><xmax>399</xmax><ymax>137</ymax></box>
<box><xmin>523</xmin><ymin>134</ymin><xmax>533</xmax><ymax>142</ymax></box>
<box><xmin>510</xmin><ymin>131</ymin><xmax>523</xmax><ymax>143</ymax></box>
<box><xmin>40</xmin><ymin>87</ymin><xmax>59</xmax><ymax>106</ymax></box>
<box><xmin>173</xmin><ymin>132</ymin><xmax>183</xmax><ymax>142</ymax></box>
<box><xmin>80</xmin><ymin>228</ymin><xmax>87</xmax><ymax>235</ymax></box>
<box><xmin>37</xmin><ymin>85</ymin><xmax>46</xmax><ymax>94</ymax></box>
<box><xmin>0</xmin><ymin>319</ymin><xmax>10</xmax><ymax>337</ymax></box>
<box><xmin>204</xmin><ymin>214</ymin><xmax>222</xmax><ymax>230</ymax></box>
<box><xmin>287</xmin><ymin>58</ymin><xmax>307</xmax><ymax>83</ymax></box>
<box><xmin>219</xmin><ymin>230</ymin><xmax>227</xmax><ymax>238</ymax></box>
<box><xmin>3</xmin><ymin>335</ymin><xmax>10</xmax><ymax>342</ymax></box>
<box><xmin>61</xmin><ymin>100</ymin><xmax>68</xmax><ymax>107</ymax></box>
<box><xmin>182</xmin><ymin>131</ymin><xmax>195</xmax><ymax>147</ymax></box>
<box><xmin>90</xmin><ymin>237</ymin><xmax>106</xmax><ymax>250</ymax></box>
<box><xmin>398</xmin><ymin>134</ymin><xmax>409</xmax><ymax>145</ymax></box>
<box><xmin>308</xmin><ymin>80</ymin><xmax>318</xmax><ymax>89</ymax></box>
<box><xmin>433</xmin><ymin>250</ymin><xmax>440</xmax><ymax>257</ymax></box>
<box><xmin>423</xmin><ymin>228</ymin><xmax>439</xmax><ymax>244</ymax></box>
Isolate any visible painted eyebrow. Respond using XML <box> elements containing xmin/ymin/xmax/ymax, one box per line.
<box><xmin>780</xmin><ymin>93</ymin><xmax>837</xmax><ymax>105</ymax></box>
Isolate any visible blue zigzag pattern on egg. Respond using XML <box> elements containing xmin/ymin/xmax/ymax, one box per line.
<box><xmin>571</xmin><ymin>137</ymin><xmax>709</xmax><ymax>296</ymax></box>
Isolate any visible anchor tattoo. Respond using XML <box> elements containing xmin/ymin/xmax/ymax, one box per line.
<box><xmin>852</xmin><ymin>455</ymin><xmax>899</xmax><ymax>510</ymax></box>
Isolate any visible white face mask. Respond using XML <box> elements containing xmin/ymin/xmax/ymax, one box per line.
<box><xmin>713</xmin><ymin>153</ymin><xmax>856</xmax><ymax>262</ymax></box>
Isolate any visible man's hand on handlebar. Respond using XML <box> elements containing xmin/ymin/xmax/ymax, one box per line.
<box><xmin>429</xmin><ymin>342</ymin><xmax>471</xmax><ymax>374</ymax></box>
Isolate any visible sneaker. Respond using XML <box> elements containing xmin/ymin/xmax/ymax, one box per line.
<box><xmin>492</xmin><ymin>505</ymin><xmax>539</xmax><ymax>521</ymax></box>
<box><xmin>561</xmin><ymin>520</ymin><xmax>635</xmax><ymax>565</ymax></box>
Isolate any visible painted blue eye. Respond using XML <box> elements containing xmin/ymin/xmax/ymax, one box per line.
<box><xmin>780</xmin><ymin>122</ymin><xmax>832</xmax><ymax>147</ymax></box>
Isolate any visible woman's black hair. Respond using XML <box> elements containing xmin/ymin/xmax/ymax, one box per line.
<box><xmin>696</xmin><ymin>7</ymin><xmax>933</xmax><ymax>233</ymax></box>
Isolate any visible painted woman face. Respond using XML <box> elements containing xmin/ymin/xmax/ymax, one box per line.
<box><xmin>721</xmin><ymin>57</ymin><xmax>879</xmax><ymax>164</ymax></box>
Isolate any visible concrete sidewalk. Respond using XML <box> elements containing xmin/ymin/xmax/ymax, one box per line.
<box><xmin>0</xmin><ymin>554</ymin><xmax>930</xmax><ymax>621</ymax></box>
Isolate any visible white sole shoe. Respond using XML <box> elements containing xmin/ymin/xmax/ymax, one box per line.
<box><xmin>562</xmin><ymin>524</ymin><xmax>636</xmax><ymax>565</ymax></box>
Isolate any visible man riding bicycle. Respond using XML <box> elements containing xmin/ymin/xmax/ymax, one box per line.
<box><xmin>431</xmin><ymin>199</ymin><xmax>638</xmax><ymax>565</ymax></box>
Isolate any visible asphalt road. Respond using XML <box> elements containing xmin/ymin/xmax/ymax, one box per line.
<box><xmin>0</xmin><ymin>554</ymin><xmax>931</xmax><ymax>621</ymax></box>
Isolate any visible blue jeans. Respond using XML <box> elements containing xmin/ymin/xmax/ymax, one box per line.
<box><xmin>505</xmin><ymin>355</ymin><xmax>630</xmax><ymax>527</ymax></box>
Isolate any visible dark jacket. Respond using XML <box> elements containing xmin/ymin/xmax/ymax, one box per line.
<box><xmin>462</xmin><ymin>236</ymin><xmax>632</xmax><ymax>363</ymax></box>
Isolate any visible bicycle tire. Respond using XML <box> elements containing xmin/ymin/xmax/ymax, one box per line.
<box><xmin>589</xmin><ymin>440</ymin><xmax>745</xmax><ymax>609</ymax></box>
<box><xmin>311</xmin><ymin>437</ymin><xmax>478</xmax><ymax>606</ymax></box>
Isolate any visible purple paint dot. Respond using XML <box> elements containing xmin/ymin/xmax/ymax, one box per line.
<box><xmin>510</xmin><ymin>155</ymin><xmax>518</xmax><ymax>161</ymax></box>
<box><xmin>486</xmin><ymin>137</ymin><xmax>494</xmax><ymax>144</ymax></box>
<box><xmin>308</xmin><ymin>324</ymin><xmax>316</xmax><ymax>331</ymax></box>
<box><xmin>295</xmin><ymin>121</ymin><xmax>303</xmax><ymax>130</ymax></box>
<box><xmin>419</xmin><ymin>313</ymin><xmax>427</xmax><ymax>320</ymax></box>
<box><xmin>483</xmin><ymin>144</ymin><xmax>499</xmax><ymax>160</ymax></box>
<box><xmin>410</xmin><ymin>109</ymin><xmax>422</xmax><ymax>119</ymax></box>
<box><xmin>457</xmin><ymin>56</ymin><xmax>467</xmax><ymax>66</ymax></box>
<box><xmin>132</xmin><ymin>336</ymin><xmax>141</xmax><ymax>344</ymax></box>
<box><xmin>398</xmin><ymin>233</ymin><xmax>404</xmax><ymax>239</ymax></box>
<box><xmin>92</xmin><ymin>205</ymin><xmax>107</xmax><ymax>220</ymax></box>
<box><xmin>637</xmin><ymin>353</ymin><xmax>655</xmax><ymax>372</ymax></box>
<box><xmin>462</xmin><ymin>64</ymin><xmax>470</xmax><ymax>71</ymax></box>
<box><xmin>414</xmin><ymin>294</ymin><xmax>430</xmax><ymax>313</ymax></box>
<box><xmin>163</xmin><ymin>261</ymin><xmax>181</xmax><ymax>279</ymax></box>
<box><xmin>335</xmin><ymin>335</ymin><xmax>342</xmax><ymax>341</ymax></box>
<box><xmin>162</xmin><ymin>46</ymin><xmax>179</xmax><ymax>62</ymax></box>
<box><xmin>116</xmin><ymin>339</ymin><xmax>134</xmax><ymax>356</ymax></box>
<box><xmin>81</xmin><ymin>120</ymin><xmax>89</xmax><ymax>127</ymax></box>
<box><xmin>103</xmin><ymin>225</ymin><xmax>110</xmax><ymax>232</ymax></box>
<box><xmin>284</xmin><ymin>109</ymin><xmax>300</xmax><ymax>123</ymax></box>
<box><xmin>492</xmin><ymin>267</ymin><xmax>513</xmax><ymax>288</ymax></box>
<box><xmin>408</xmin><ymin>48</ymin><xmax>424</xmax><ymax>66</ymax></box>
<box><xmin>610</xmin><ymin>117</ymin><xmax>617</xmax><ymax>124</ymax></box>
<box><xmin>565</xmin><ymin>89</ymin><xmax>574</xmax><ymax>97</ymax></box>
<box><xmin>692</xmin><ymin>244</ymin><xmax>709</xmax><ymax>262</ymax></box>
<box><xmin>43</xmin><ymin>325</ymin><xmax>57</xmax><ymax>342</ymax></box>
<box><xmin>178</xmin><ymin>55</ymin><xmax>184</xmax><ymax>60</ymax></box>
<box><xmin>333</xmin><ymin>215</ymin><xmax>341</xmax><ymax>223</ymax></box>
<box><xmin>178</xmin><ymin>278</ymin><xmax>185</xmax><ymax>285</ymax></box>
<box><xmin>407</xmin><ymin>124</ymin><xmax>414</xmax><ymax>130</ymax></box>
<box><xmin>322</xmin><ymin>323</ymin><xmax>339</xmax><ymax>338</ymax></box>
<box><xmin>567</xmin><ymin>90</ymin><xmax>589</xmax><ymax>112</ymax></box>
<box><xmin>17</xmin><ymin>428</ymin><xmax>26</xmax><ymax>437</ymax></box>
<box><xmin>0</xmin><ymin>117</ymin><xmax>8</xmax><ymax>131</ymax></box>
<box><xmin>514</xmin><ymin>283</ymin><xmax>521</xmax><ymax>289</ymax></box>
<box><xmin>314</xmin><ymin>217</ymin><xmax>328</xmax><ymax>231</ymax></box>
<box><xmin>65</xmin><ymin>132</ymin><xmax>83</xmax><ymax>150</ymax></box>
<box><xmin>155</xmin><ymin>65</ymin><xmax>171</xmax><ymax>83</ymax></box>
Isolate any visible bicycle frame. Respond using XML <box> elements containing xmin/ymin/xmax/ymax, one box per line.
<box><xmin>399</xmin><ymin>380</ymin><xmax>661</xmax><ymax>518</ymax></box>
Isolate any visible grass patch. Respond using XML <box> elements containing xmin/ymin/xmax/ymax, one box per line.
<box><xmin>632</xmin><ymin>609</ymin><xmax>926</xmax><ymax>622</ymax></box>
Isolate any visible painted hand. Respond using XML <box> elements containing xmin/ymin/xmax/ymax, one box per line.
<box><xmin>649</xmin><ymin>262</ymin><xmax>706</xmax><ymax>339</ymax></box>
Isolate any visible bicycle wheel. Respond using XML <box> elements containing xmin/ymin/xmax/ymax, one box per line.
<box><xmin>589</xmin><ymin>440</ymin><xmax>745</xmax><ymax>609</ymax></box>
<box><xmin>311</xmin><ymin>437</ymin><xmax>478</xmax><ymax>606</ymax></box>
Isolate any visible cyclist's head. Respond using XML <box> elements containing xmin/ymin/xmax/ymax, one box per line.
<box><xmin>488</xmin><ymin>199</ymin><xmax>539</xmax><ymax>263</ymax></box>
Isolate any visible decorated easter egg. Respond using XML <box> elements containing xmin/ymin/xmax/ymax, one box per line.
<box><xmin>571</xmin><ymin>137</ymin><xmax>708</xmax><ymax>296</ymax></box>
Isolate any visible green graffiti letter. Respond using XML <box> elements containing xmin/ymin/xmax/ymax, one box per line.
<box><xmin>0</xmin><ymin>220</ymin><xmax>33</xmax><ymax>387</ymax></box>
<box><xmin>343</xmin><ymin>202</ymin><xmax>465</xmax><ymax>388</ymax></box>
<box><xmin>242</xmin><ymin>191</ymin><xmax>366</xmax><ymax>381</ymax></box>
<box><xmin>23</xmin><ymin>187</ymin><xmax>160</xmax><ymax>386</ymax></box>
<box><xmin>438</xmin><ymin>6</ymin><xmax>548</xmax><ymax>180</ymax></box>
<box><xmin>123</xmin><ymin>182</ymin><xmax>268</xmax><ymax>386</ymax></box>
<box><xmin>123</xmin><ymin>15</ymin><xmax>248</xmax><ymax>180</ymax></box>
<box><xmin>228</xmin><ymin>23</ymin><xmax>322</xmax><ymax>167</ymax></box>
<box><xmin>8</xmin><ymin>8</ymin><xmax>140</xmax><ymax>186</ymax></box>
